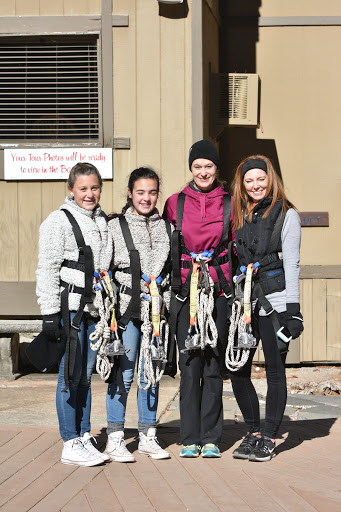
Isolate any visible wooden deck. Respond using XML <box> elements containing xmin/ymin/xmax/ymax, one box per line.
<box><xmin>0</xmin><ymin>418</ymin><xmax>340</xmax><ymax>511</ymax></box>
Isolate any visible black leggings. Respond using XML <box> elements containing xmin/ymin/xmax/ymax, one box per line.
<box><xmin>228</xmin><ymin>315</ymin><xmax>288</xmax><ymax>438</ymax></box>
<box><xmin>177</xmin><ymin>296</ymin><xmax>229</xmax><ymax>446</ymax></box>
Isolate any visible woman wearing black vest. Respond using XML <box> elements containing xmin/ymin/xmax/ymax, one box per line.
<box><xmin>229</xmin><ymin>155</ymin><xmax>303</xmax><ymax>462</ymax></box>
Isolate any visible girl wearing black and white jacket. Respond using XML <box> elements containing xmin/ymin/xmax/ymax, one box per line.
<box><xmin>229</xmin><ymin>155</ymin><xmax>304</xmax><ymax>462</ymax></box>
<box><xmin>104</xmin><ymin>167</ymin><xmax>171</xmax><ymax>462</ymax></box>
<box><xmin>36</xmin><ymin>162</ymin><xmax>112</xmax><ymax>467</ymax></box>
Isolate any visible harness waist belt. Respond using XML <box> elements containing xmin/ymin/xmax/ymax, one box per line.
<box><xmin>180</xmin><ymin>254</ymin><xmax>228</xmax><ymax>269</ymax></box>
<box><xmin>60</xmin><ymin>280</ymin><xmax>85</xmax><ymax>295</ymax></box>
<box><xmin>62</xmin><ymin>259</ymin><xmax>85</xmax><ymax>271</ymax></box>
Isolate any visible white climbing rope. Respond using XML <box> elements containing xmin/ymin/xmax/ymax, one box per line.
<box><xmin>137</xmin><ymin>297</ymin><xmax>169</xmax><ymax>390</ymax></box>
<box><xmin>225</xmin><ymin>299</ymin><xmax>251</xmax><ymax>372</ymax></box>
<box><xmin>196</xmin><ymin>275</ymin><xmax>218</xmax><ymax>350</ymax></box>
<box><xmin>89</xmin><ymin>281</ymin><xmax>115</xmax><ymax>381</ymax></box>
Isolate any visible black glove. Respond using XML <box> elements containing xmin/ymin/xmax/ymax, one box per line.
<box><xmin>42</xmin><ymin>314</ymin><xmax>65</xmax><ymax>343</ymax></box>
<box><xmin>285</xmin><ymin>303</ymin><xmax>304</xmax><ymax>339</ymax></box>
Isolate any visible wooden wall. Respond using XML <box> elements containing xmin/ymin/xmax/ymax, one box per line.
<box><xmin>0</xmin><ymin>0</ymin><xmax>192</xmax><ymax>283</ymax></box>
<box><xmin>254</xmin><ymin>276</ymin><xmax>341</xmax><ymax>364</ymax></box>
<box><xmin>110</xmin><ymin>0</ymin><xmax>192</xmax><ymax>219</ymax></box>
<box><xmin>300</xmin><ymin>278</ymin><xmax>341</xmax><ymax>363</ymax></box>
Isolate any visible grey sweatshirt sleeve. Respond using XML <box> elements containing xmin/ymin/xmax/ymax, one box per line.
<box><xmin>36</xmin><ymin>211</ymin><xmax>66</xmax><ymax>315</ymax></box>
<box><xmin>281</xmin><ymin>208</ymin><xmax>301</xmax><ymax>304</ymax></box>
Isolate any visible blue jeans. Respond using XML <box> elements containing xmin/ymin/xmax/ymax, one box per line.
<box><xmin>106</xmin><ymin>320</ymin><xmax>159</xmax><ymax>433</ymax></box>
<box><xmin>56</xmin><ymin>312</ymin><xmax>97</xmax><ymax>441</ymax></box>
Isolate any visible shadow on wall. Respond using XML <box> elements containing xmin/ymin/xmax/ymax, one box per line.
<box><xmin>217</xmin><ymin>0</ymin><xmax>282</xmax><ymax>191</ymax></box>
<box><xmin>158</xmin><ymin>0</ymin><xmax>189</xmax><ymax>19</ymax></box>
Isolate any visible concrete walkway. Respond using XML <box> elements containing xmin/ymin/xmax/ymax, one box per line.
<box><xmin>1</xmin><ymin>371</ymin><xmax>341</xmax><ymax>430</ymax></box>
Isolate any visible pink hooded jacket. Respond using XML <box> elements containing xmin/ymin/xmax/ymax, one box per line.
<box><xmin>163</xmin><ymin>183</ymin><xmax>234</xmax><ymax>291</ymax></box>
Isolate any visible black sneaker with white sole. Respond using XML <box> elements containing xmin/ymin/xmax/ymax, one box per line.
<box><xmin>232</xmin><ymin>433</ymin><xmax>259</xmax><ymax>460</ymax></box>
<box><xmin>248</xmin><ymin>435</ymin><xmax>276</xmax><ymax>462</ymax></box>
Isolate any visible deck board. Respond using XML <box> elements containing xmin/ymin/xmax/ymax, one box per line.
<box><xmin>0</xmin><ymin>421</ymin><xmax>340</xmax><ymax>512</ymax></box>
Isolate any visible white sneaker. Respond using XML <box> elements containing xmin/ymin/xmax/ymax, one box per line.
<box><xmin>61</xmin><ymin>437</ymin><xmax>104</xmax><ymax>467</ymax></box>
<box><xmin>82</xmin><ymin>432</ymin><xmax>110</xmax><ymax>462</ymax></box>
<box><xmin>105</xmin><ymin>431</ymin><xmax>136</xmax><ymax>463</ymax></box>
<box><xmin>138</xmin><ymin>428</ymin><xmax>170</xmax><ymax>460</ymax></box>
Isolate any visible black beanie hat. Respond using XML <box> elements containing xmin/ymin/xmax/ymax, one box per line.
<box><xmin>188</xmin><ymin>139</ymin><xmax>220</xmax><ymax>170</ymax></box>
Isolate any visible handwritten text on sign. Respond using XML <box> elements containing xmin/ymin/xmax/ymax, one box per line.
<box><xmin>4</xmin><ymin>148</ymin><xmax>113</xmax><ymax>180</ymax></box>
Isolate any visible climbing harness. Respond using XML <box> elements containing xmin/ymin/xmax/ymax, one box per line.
<box><xmin>170</xmin><ymin>192</ymin><xmax>232</xmax><ymax>356</ymax></box>
<box><xmin>60</xmin><ymin>209</ymin><xmax>95</xmax><ymax>391</ymax></box>
<box><xmin>225</xmin><ymin>205</ymin><xmax>289</xmax><ymax>371</ymax></box>
<box><xmin>117</xmin><ymin>216</ymin><xmax>171</xmax><ymax>390</ymax></box>
<box><xmin>225</xmin><ymin>264</ymin><xmax>258</xmax><ymax>372</ymax></box>
<box><xmin>137</xmin><ymin>284</ymin><xmax>169</xmax><ymax>390</ymax></box>
<box><xmin>89</xmin><ymin>270</ymin><xmax>125</xmax><ymax>382</ymax></box>
<box><xmin>181</xmin><ymin>252</ymin><xmax>218</xmax><ymax>353</ymax></box>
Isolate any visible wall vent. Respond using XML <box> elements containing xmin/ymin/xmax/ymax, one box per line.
<box><xmin>210</xmin><ymin>73</ymin><xmax>259</xmax><ymax>137</ymax></box>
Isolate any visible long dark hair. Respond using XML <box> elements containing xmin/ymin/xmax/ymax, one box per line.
<box><xmin>108</xmin><ymin>167</ymin><xmax>160</xmax><ymax>220</ymax></box>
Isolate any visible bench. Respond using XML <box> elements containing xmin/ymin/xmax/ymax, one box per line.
<box><xmin>0</xmin><ymin>282</ymin><xmax>42</xmax><ymax>379</ymax></box>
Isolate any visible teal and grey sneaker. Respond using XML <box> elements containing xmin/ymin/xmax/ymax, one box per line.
<box><xmin>201</xmin><ymin>443</ymin><xmax>221</xmax><ymax>458</ymax></box>
<box><xmin>179</xmin><ymin>444</ymin><xmax>200</xmax><ymax>458</ymax></box>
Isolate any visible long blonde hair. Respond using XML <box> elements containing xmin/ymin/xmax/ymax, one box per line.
<box><xmin>232</xmin><ymin>155</ymin><xmax>294</xmax><ymax>230</ymax></box>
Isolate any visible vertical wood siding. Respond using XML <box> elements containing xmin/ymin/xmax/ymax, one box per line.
<box><xmin>0</xmin><ymin>0</ymin><xmax>192</xmax><ymax>281</ymax></box>
<box><xmin>254</xmin><ymin>278</ymin><xmax>341</xmax><ymax>364</ymax></box>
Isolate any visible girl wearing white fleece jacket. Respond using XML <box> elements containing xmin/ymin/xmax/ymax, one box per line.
<box><xmin>104</xmin><ymin>167</ymin><xmax>171</xmax><ymax>463</ymax></box>
<box><xmin>36</xmin><ymin>162</ymin><xmax>112</xmax><ymax>467</ymax></box>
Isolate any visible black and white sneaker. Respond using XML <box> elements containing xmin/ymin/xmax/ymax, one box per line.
<box><xmin>249</xmin><ymin>435</ymin><xmax>276</xmax><ymax>462</ymax></box>
<box><xmin>232</xmin><ymin>433</ymin><xmax>259</xmax><ymax>460</ymax></box>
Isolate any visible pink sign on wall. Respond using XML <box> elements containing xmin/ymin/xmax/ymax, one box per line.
<box><xmin>4</xmin><ymin>148</ymin><xmax>113</xmax><ymax>180</ymax></box>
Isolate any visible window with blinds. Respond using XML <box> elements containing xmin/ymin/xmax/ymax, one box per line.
<box><xmin>0</xmin><ymin>36</ymin><xmax>100</xmax><ymax>142</ymax></box>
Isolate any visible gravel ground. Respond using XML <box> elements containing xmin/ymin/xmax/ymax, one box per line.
<box><xmin>224</xmin><ymin>364</ymin><xmax>341</xmax><ymax>396</ymax></box>
<box><xmin>19</xmin><ymin>335</ymin><xmax>341</xmax><ymax>396</ymax></box>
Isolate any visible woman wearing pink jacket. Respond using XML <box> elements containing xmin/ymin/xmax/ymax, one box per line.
<box><xmin>163</xmin><ymin>140</ymin><xmax>233</xmax><ymax>458</ymax></box>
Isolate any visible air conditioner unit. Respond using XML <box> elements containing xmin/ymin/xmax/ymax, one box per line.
<box><xmin>210</xmin><ymin>73</ymin><xmax>259</xmax><ymax>137</ymax></box>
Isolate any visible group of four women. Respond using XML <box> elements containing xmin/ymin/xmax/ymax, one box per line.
<box><xmin>36</xmin><ymin>139</ymin><xmax>303</xmax><ymax>467</ymax></box>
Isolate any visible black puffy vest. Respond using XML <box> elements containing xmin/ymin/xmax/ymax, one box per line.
<box><xmin>235</xmin><ymin>198</ymin><xmax>285</xmax><ymax>296</ymax></box>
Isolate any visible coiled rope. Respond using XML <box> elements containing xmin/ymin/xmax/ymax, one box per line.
<box><xmin>89</xmin><ymin>285</ymin><xmax>115</xmax><ymax>381</ymax></box>
<box><xmin>196</xmin><ymin>275</ymin><xmax>218</xmax><ymax>350</ymax></box>
<box><xmin>225</xmin><ymin>299</ymin><xmax>251</xmax><ymax>372</ymax></box>
<box><xmin>137</xmin><ymin>297</ymin><xmax>169</xmax><ymax>390</ymax></box>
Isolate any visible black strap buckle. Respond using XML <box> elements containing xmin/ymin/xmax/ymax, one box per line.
<box><xmin>71</xmin><ymin>321</ymin><xmax>81</xmax><ymax>331</ymax></box>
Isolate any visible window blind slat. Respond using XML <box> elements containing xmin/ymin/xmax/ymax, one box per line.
<box><xmin>0</xmin><ymin>36</ymin><xmax>99</xmax><ymax>141</ymax></box>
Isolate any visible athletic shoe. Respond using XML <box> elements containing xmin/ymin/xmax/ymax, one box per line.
<box><xmin>138</xmin><ymin>428</ymin><xmax>171</xmax><ymax>460</ymax></box>
<box><xmin>232</xmin><ymin>433</ymin><xmax>259</xmax><ymax>460</ymax></box>
<box><xmin>61</xmin><ymin>437</ymin><xmax>104</xmax><ymax>467</ymax></box>
<box><xmin>105</xmin><ymin>431</ymin><xmax>136</xmax><ymax>463</ymax></box>
<box><xmin>248</xmin><ymin>435</ymin><xmax>276</xmax><ymax>462</ymax></box>
<box><xmin>202</xmin><ymin>443</ymin><xmax>222</xmax><ymax>458</ymax></box>
<box><xmin>82</xmin><ymin>432</ymin><xmax>110</xmax><ymax>462</ymax></box>
<box><xmin>179</xmin><ymin>444</ymin><xmax>200</xmax><ymax>458</ymax></box>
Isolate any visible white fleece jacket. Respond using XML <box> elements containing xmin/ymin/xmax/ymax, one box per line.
<box><xmin>109</xmin><ymin>207</ymin><xmax>172</xmax><ymax>317</ymax></box>
<box><xmin>36</xmin><ymin>196</ymin><xmax>112</xmax><ymax>316</ymax></box>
